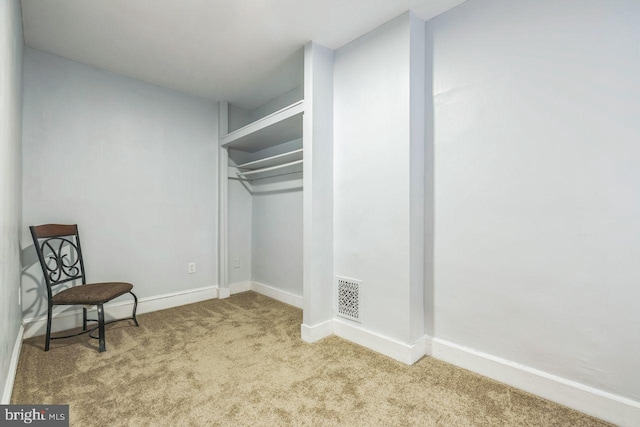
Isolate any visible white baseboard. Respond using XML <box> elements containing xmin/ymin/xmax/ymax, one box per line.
<box><xmin>410</xmin><ymin>334</ymin><xmax>432</xmax><ymax>362</ymax></box>
<box><xmin>2</xmin><ymin>325</ymin><xmax>24</xmax><ymax>404</ymax></box>
<box><xmin>301</xmin><ymin>319</ymin><xmax>334</xmax><ymax>343</ymax></box>
<box><xmin>218</xmin><ymin>287</ymin><xmax>230</xmax><ymax>299</ymax></box>
<box><xmin>432</xmin><ymin>338</ymin><xmax>640</xmax><ymax>427</ymax></box>
<box><xmin>250</xmin><ymin>281</ymin><xmax>303</xmax><ymax>309</ymax></box>
<box><xmin>225</xmin><ymin>281</ymin><xmax>302</xmax><ymax>307</ymax></box>
<box><xmin>229</xmin><ymin>281</ymin><xmax>252</xmax><ymax>295</ymax></box>
<box><xmin>333</xmin><ymin>318</ymin><xmax>429</xmax><ymax>365</ymax></box>
<box><xmin>23</xmin><ymin>285</ymin><xmax>219</xmax><ymax>339</ymax></box>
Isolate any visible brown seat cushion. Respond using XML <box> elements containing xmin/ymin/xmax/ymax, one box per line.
<box><xmin>52</xmin><ymin>282</ymin><xmax>133</xmax><ymax>305</ymax></box>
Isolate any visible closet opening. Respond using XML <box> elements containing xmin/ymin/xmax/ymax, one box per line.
<box><xmin>217</xmin><ymin>42</ymin><xmax>334</xmax><ymax>341</ymax></box>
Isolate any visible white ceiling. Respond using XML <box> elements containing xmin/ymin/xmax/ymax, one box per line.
<box><xmin>21</xmin><ymin>0</ymin><xmax>465</xmax><ymax>110</ymax></box>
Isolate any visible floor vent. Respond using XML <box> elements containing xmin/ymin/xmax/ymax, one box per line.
<box><xmin>336</xmin><ymin>276</ymin><xmax>361</xmax><ymax>322</ymax></box>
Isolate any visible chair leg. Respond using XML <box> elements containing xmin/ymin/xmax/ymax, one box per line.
<box><xmin>45</xmin><ymin>305</ymin><xmax>53</xmax><ymax>352</ymax></box>
<box><xmin>82</xmin><ymin>307</ymin><xmax>88</xmax><ymax>331</ymax></box>
<box><xmin>130</xmin><ymin>292</ymin><xmax>139</xmax><ymax>327</ymax></box>
<box><xmin>97</xmin><ymin>304</ymin><xmax>106</xmax><ymax>352</ymax></box>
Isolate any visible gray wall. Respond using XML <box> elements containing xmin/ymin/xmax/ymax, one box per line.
<box><xmin>21</xmin><ymin>48</ymin><xmax>218</xmax><ymax>321</ymax></box>
<box><xmin>430</xmin><ymin>0</ymin><xmax>640</xmax><ymax>401</ymax></box>
<box><xmin>0</xmin><ymin>0</ymin><xmax>23</xmax><ymax>403</ymax></box>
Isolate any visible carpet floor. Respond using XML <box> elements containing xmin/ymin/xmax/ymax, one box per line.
<box><xmin>12</xmin><ymin>291</ymin><xmax>610</xmax><ymax>426</ymax></box>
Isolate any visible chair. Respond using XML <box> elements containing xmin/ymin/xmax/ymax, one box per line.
<box><xmin>30</xmin><ymin>224</ymin><xmax>139</xmax><ymax>352</ymax></box>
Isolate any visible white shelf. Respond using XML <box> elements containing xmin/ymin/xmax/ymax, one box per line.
<box><xmin>234</xmin><ymin>159</ymin><xmax>303</xmax><ymax>181</ymax></box>
<box><xmin>236</xmin><ymin>148</ymin><xmax>303</xmax><ymax>170</ymax></box>
<box><xmin>220</xmin><ymin>100</ymin><xmax>304</xmax><ymax>153</ymax></box>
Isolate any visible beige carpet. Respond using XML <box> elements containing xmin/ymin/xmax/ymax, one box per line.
<box><xmin>12</xmin><ymin>292</ymin><xmax>610</xmax><ymax>426</ymax></box>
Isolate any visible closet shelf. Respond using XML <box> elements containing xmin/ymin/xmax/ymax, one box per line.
<box><xmin>236</xmin><ymin>148</ymin><xmax>303</xmax><ymax>170</ymax></box>
<box><xmin>235</xmin><ymin>159</ymin><xmax>303</xmax><ymax>181</ymax></box>
<box><xmin>220</xmin><ymin>100</ymin><xmax>304</xmax><ymax>153</ymax></box>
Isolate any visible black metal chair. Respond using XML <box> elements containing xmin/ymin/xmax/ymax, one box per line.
<box><xmin>30</xmin><ymin>224</ymin><xmax>139</xmax><ymax>352</ymax></box>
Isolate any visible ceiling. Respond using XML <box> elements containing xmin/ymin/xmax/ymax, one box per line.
<box><xmin>21</xmin><ymin>0</ymin><xmax>465</xmax><ymax>110</ymax></box>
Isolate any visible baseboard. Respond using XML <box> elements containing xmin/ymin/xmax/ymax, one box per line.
<box><xmin>250</xmin><ymin>281</ymin><xmax>303</xmax><ymax>309</ymax></box>
<box><xmin>1</xmin><ymin>325</ymin><xmax>24</xmax><ymax>404</ymax></box>
<box><xmin>432</xmin><ymin>338</ymin><xmax>640</xmax><ymax>427</ymax></box>
<box><xmin>229</xmin><ymin>281</ymin><xmax>252</xmax><ymax>295</ymax></box>
<box><xmin>300</xmin><ymin>316</ymin><xmax>430</xmax><ymax>364</ymax></box>
<box><xmin>410</xmin><ymin>334</ymin><xmax>432</xmax><ymax>362</ymax></box>
<box><xmin>218</xmin><ymin>287</ymin><xmax>230</xmax><ymax>299</ymax></box>
<box><xmin>301</xmin><ymin>319</ymin><xmax>334</xmax><ymax>343</ymax></box>
<box><xmin>22</xmin><ymin>285</ymin><xmax>219</xmax><ymax>338</ymax></box>
<box><xmin>333</xmin><ymin>318</ymin><xmax>429</xmax><ymax>365</ymax></box>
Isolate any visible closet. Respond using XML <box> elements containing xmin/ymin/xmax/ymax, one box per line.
<box><xmin>217</xmin><ymin>43</ymin><xmax>334</xmax><ymax>340</ymax></box>
<box><xmin>220</xmin><ymin>86</ymin><xmax>305</xmax><ymax>304</ymax></box>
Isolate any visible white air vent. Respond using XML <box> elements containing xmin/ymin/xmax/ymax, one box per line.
<box><xmin>336</xmin><ymin>276</ymin><xmax>361</xmax><ymax>322</ymax></box>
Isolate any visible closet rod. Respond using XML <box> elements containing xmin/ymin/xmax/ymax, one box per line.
<box><xmin>236</xmin><ymin>159</ymin><xmax>303</xmax><ymax>178</ymax></box>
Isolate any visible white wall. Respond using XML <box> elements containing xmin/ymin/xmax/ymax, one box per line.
<box><xmin>227</xmin><ymin>180</ymin><xmax>252</xmax><ymax>285</ymax></box>
<box><xmin>302</xmin><ymin>42</ymin><xmax>334</xmax><ymax>332</ymax></box>
<box><xmin>21</xmin><ymin>48</ymin><xmax>218</xmax><ymax>322</ymax></box>
<box><xmin>423</xmin><ymin>13</ymin><xmax>435</xmax><ymax>338</ymax></box>
<box><xmin>251</xmin><ymin>189</ymin><xmax>303</xmax><ymax>295</ymax></box>
<box><xmin>228</xmin><ymin>86</ymin><xmax>303</xmax><ymax>133</ymax></box>
<box><xmin>333</xmin><ymin>13</ymin><xmax>425</xmax><ymax>344</ymax></box>
<box><xmin>430</xmin><ymin>0</ymin><xmax>640</xmax><ymax>404</ymax></box>
<box><xmin>0</xmin><ymin>0</ymin><xmax>23</xmax><ymax>403</ymax></box>
<box><xmin>248</xmin><ymin>86</ymin><xmax>303</xmax><ymax>125</ymax></box>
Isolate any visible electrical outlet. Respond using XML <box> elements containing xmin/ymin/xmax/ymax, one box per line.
<box><xmin>233</xmin><ymin>258</ymin><xmax>240</xmax><ymax>269</ymax></box>
<box><xmin>188</xmin><ymin>262</ymin><xmax>196</xmax><ymax>274</ymax></box>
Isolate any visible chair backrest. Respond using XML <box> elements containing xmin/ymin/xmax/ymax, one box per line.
<box><xmin>30</xmin><ymin>224</ymin><xmax>87</xmax><ymax>290</ymax></box>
